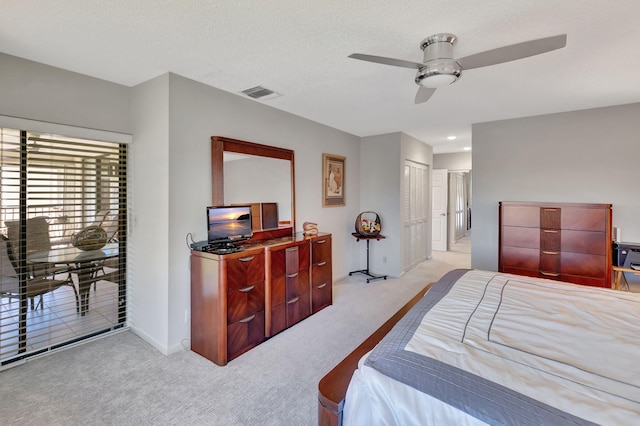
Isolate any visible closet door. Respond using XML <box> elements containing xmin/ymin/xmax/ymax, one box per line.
<box><xmin>403</xmin><ymin>160</ymin><xmax>430</xmax><ymax>271</ymax></box>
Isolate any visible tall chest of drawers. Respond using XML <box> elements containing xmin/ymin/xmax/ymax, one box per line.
<box><xmin>499</xmin><ymin>202</ymin><xmax>612</xmax><ymax>287</ymax></box>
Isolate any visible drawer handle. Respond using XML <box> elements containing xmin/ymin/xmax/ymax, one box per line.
<box><xmin>239</xmin><ymin>285</ymin><xmax>255</xmax><ymax>293</ymax></box>
<box><xmin>317</xmin><ymin>240</ymin><xmax>327</xmax><ymax>244</ymax></box>
<box><xmin>286</xmin><ymin>272</ymin><xmax>299</xmax><ymax>278</ymax></box>
<box><xmin>239</xmin><ymin>314</ymin><xmax>256</xmax><ymax>323</ymax></box>
<box><xmin>239</xmin><ymin>256</ymin><xmax>254</xmax><ymax>262</ymax></box>
<box><xmin>542</xmin><ymin>251</ymin><xmax>559</xmax><ymax>255</ymax></box>
<box><xmin>317</xmin><ymin>282</ymin><xmax>328</xmax><ymax>289</ymax></box>
<box><xmin>542</xmin><ymin>230</ymin><xmax>558</xmax><ymax>233</ymax></box>
<box><xmin>316</xmin><ymin>261</ymin><xmax>327</xmax><ymax>266</ymax></box>
<box><xmin>287</xmin><ymin>297</ymin><xmax>299</xmax><ymax>304</ymax></box>
<box><xmin>286</xmin><ymin>247</ymin><xmax>298</xmax><ymax>252</ymax></box>
<box><xmin>540</xmin><ymin>271</ymin><xmax>560</xmax><ymax>277</ymax></box>
<box><xmin>543</xmin><ymin>208</ymin><xmax>558</xmax><ymax>212</ymax></box>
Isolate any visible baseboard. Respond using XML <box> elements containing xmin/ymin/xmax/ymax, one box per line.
<box><xmin>129</xmin><ymin>325</ymin><xmax>170</xmax><ymax>356</ymax></box>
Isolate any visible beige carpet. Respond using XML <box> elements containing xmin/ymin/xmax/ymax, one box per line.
<box><xmin>0</xmin><ymin>247</ymin><xmax>470</xmax><ymax>426</ymax></box>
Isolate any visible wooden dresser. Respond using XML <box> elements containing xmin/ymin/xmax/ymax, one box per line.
<box><xmin>499</xmin><ymin>202</ymin><xmax>612</xmax><ymax>287</ymax></box>
<box><xmin>191</xmin><ymin>233</ymin><xmax>332</xmax><ymax>366</ymax></box>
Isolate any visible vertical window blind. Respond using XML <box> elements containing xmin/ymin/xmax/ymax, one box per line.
<box><xmin>0</xmin><ymin>127</ymin><xmax>127</xmax><ymax>365</ymax></box>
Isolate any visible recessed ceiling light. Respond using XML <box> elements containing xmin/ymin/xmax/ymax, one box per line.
<box><xmin>463</xmin><ymin>147</ymin><xmax>471</xmax><ymax>151</ymax></box>
<box><xmin>446</xmin><ymin>136</ymin><xmax>457</xmax><ymax>140</ymax></box>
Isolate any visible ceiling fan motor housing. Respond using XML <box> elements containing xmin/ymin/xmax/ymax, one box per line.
<box><xmin>415</xmin><ymin>33</ymin><xmax>461</xmax><ymax>88</ymax></box>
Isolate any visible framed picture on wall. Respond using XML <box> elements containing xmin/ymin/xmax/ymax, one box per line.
<box><xmin>323</xmin><ymin>153</ymin><xmax>345</xmax><ymax>207</ymax></box>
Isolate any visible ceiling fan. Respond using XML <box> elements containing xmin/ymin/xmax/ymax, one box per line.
<box><xmin>349</xmin><ymin>33</ymin><xmax>567</xmax><ymax>104</ymax></box>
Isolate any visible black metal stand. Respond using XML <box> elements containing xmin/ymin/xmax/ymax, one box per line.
<box><xmin>349</xmin><ymin>233</ymin><xmax>388</xmax><ymax>283</ymax></box>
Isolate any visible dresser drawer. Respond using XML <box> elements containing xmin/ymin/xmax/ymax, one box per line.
<box><xmin>501</xmin><ymin>226</ymin><xmax>539</xmax><ymax>249</ymax></box>
<box><xmin>312</xmin><ymin>281</ymin><xmax>332</xmax><ymax>313</ymax></box>
<box><xmin>226</xmin><ymin>253</ymin><xmax>265</xmax><ymax>292</ymax></box>
<box><xmin>561</xmin><ymin>252</ymin><xmax>607</xmax><ymax>279</ymax></box>
<box><xmin>270</xmin><ymin>303</ymin><xmax>286</xmax><ymax>336</ymax></box>
<box><xmin>286</xmin><ymin>291</ymin><xmax>311</xmax><ymax>327</ymax></box>
<box><xmin>227</xmin><ymin>310</ymin><xmax>265</xmax><ymax>361</ymax></box>
<box><xmin>312</xmin><ymin>237</ymin><xmax>332</xmax><ymax>263</ymax></box>
<box><xmin>227</xmin><ymin>281</ymin><xmax>265</xmax><ymax>324</ymax></box>
<box><xmin>312</xmin><ymin>260</ymin><xmax>332</xmax><ymax>287</ymax></box>
<box><xmin>561</xmin><ymin>207</ymin><xmax>608</xmax><ymax>232</ymax></box>
<box><xmin>501</xmin><ymin>205</ymin><xmax>540</xmax><ymax>227</ymax></box>
<box><xmin>539</xmin><ymin>207</ymin><xmax>561</xmax><ymax>230</ymax></box>
<box><xmin>561</xmin><ymin>230</ymin><xmax>606</xmax><ymax>255</ymax></box>
<box><xmin>539</xmin><ymin>250</ymin><xmax>560</xmax><ymax>274</ymax></box>
<box><xmin>285</xmin><ymin>243</ymin><xmax>310</xmax><ymax>273</ymax></box>
<box><xmin>286</xmin><ymin>269</ymin><xmax>310</xmax><ymax>300</ymax></box>
<box><xmin>500</xmin><ymin>246</ymin><xmax>539</xmax><ymax>271</ymax></box>
<box><xmin>539</xmin><ymin>229</ymin><xmax>561</xmax><ymax>252</ymax></box>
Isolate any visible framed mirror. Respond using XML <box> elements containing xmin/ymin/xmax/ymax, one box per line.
<box><xmin>211</xmin><ymin>136</ymin><xmax>295</xmax><ymax>240</ymax></box>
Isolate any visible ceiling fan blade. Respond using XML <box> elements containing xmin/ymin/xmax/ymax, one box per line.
<box><xmin>348</xmin><ymin>53</ymin><xmax>422</xmax><ymax>69</ymax></box>
<box><xmin>457</xmin><ymin>34</ymin><xmax>567</xmax><ymax>70</ymax></box>
<box><xmin>415</xmin><ymin>87</ymin><xmax>436</xmax><ymax>104</ymax></box>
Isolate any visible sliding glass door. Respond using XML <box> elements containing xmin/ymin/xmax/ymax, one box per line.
<box><xmin>0</xmin><ymin>128</ymin><xmax>127</xmax><ymax>365</ymax></box>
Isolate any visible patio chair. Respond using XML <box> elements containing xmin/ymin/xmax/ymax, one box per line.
<box><xmin>0</xmin><ymin>235</ymin><xmax>79</xmax><ymax>311</ymax></box>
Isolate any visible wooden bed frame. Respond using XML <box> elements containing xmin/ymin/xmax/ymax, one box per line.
<box><xmin>317</xmin><ymin>283</ymin><xmax>433</xmax><ymax>426</ymax></box>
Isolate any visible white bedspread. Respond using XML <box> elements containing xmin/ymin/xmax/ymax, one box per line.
<box><xmin>344</xmin><ymin>270</ymin><xmax>640</xmax><ymax>426</ymax></box>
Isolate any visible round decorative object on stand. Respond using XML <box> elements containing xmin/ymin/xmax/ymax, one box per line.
<box><xmin>355</xmin><ymin>211</ymin><xmax>381</xmax><ymax>237</ymax></box>
<box><xmin>71</xmin><ymin>226</ymin><xmax>108</xmax><ymax>251</ymax></box>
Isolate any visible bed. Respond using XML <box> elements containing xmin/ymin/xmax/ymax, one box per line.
<box><xmin>318</xmin><ymin>269</ymin><xmax>640</xmax><ymax>425</ymax></box>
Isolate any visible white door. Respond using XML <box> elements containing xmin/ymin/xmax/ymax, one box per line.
<box><xmin>431</xmin><ymin>169</ymin><xmax>448</xmax><ymax>251</ymax></box>
<box><xmin>448</xmin><ymin>172</ymin><xmax>467</xmax><ymax>245</ymax></box>
<box><xmin>403</xmin><ymin>160</ymin><xmax>430</xmax><ymax>271</ymax></box>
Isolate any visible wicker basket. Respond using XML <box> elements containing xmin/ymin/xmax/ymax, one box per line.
<box><xmin>71</xmin><ymin>226</ymin><xmax>108</xmax><ymax>251</ymax></box>
<box><xmin>355</xmin><ymin>211</ymin><xmax>381</xmax><ymax>236</ymax></box>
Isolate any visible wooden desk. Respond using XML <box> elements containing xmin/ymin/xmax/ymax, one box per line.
<box><xmin>612</xmin><ymin>265</ymin><xmax>640</xmax><ymax>290</ymax></box>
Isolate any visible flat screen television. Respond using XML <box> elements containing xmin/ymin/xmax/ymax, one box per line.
<box><xmin>207</xmin><ymin>205</ymin><xmax>253</xmax><ymax>244</ymax></box>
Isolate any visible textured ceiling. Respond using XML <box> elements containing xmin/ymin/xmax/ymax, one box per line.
<box><xmin>2</xmin><ymin>1</ymin><xmax>639</xmax><ymax>153</ymax></box>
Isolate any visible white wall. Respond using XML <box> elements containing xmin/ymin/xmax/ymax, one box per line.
<box><xmin>472</xmin><ymin>103</ymin><xmax>640</xmax><ymax>271</ymax></box>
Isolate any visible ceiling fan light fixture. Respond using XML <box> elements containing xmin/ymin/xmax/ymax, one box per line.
<box><xmin>417</xmin><ymin>73</ymin><xmax>457</xmax><ymax>88</ymax></box>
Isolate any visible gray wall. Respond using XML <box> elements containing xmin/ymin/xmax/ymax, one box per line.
<box><xmin>0</xmin><ymin>53</ymin><xmax>131</xmax><ymax>133</ymax></box>
<box><xmin>360</xmin><ymin>132</ymin><xmax>433</xmax><ymax>277</ymax></box>
<box><xmin>164</xmin><ymin>73</ymin><xmax>362</xmax><ymax>353</ymax></box>
<box><xmin>433</xmin><ymin>152</ymin><xmax>472</xmax><ymax>171</ymax></box>
<box><xmin>0</xmin><ymin>51</ymin><xmax>363</xmax><ymax>355</ymax></box>
<box><xmin>472</xmin><ymin>103</ymin><xmax>640</xmax><ymax>271</ymax></box>
<box><xmin>129</xmin><ymin>74</ymin><xmax>171</xmax><ymax>351</ymax></box>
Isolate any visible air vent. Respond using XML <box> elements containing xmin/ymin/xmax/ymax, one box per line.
<box><xmin>241</xmin><ymin>85</ymin><xmax>281</xmax><ymax>100</ymax></box>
